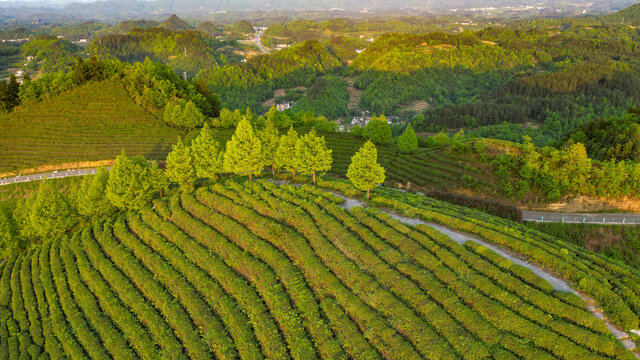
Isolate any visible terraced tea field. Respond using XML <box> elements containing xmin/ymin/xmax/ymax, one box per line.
<box><xmin>0</xmin><ymin>81</ymin><xmax>183</xmax><ymax>175</ymax></box>
<box><xmin>1</xmin><ymin>180</ymin><xmax>638</xmax><ymax>359</ymax></box>
<box><xmin>209</xmin><ymin>128</ymin><xmax>494</xmax><ymax>193</ymax></box>
<box><xmin>322</xmin><ymin>132</ymin><xmax>492</xmax><ymax>191</ymax></box>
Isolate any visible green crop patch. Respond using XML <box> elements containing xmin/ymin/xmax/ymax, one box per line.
<box><xmin>0</xmin><ymin>80</ymin><xmax>182</xmax><ymax>174</ymax></box>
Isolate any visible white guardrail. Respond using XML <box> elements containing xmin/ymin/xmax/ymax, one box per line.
<box><xmin>522</xmin><ymin>211</ymin><xmax>640</xmax><ymax>225</ymax></box>
<box><xmin>0</xmin><ymin>168</ymin><xmax>98</xmax><ymax>186</ymax></box>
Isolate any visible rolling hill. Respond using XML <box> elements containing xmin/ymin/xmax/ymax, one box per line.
<box><xmin>601</xmin><ymin>3</ymin><xmax>640</xmax><ymax>25</ymax></box>
<box><xmin>0</xmin><ymin>80</ymin><xmax>183</xmax><ymax>175</ymax></box>
<box><xmin>0</xmin><ymin>179</ymin><xmax>638</xmax><ymax>359</ymax></box>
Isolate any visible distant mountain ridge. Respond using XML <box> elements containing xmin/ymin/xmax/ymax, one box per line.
<box><xmin>0</xmin><ymin>0</ymin><xmax>635</xmax><ymax>18</ymax></box>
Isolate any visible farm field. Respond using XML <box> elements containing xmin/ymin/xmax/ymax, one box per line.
<box><xmin>0</xmin><ymin>80</ymin><xmax>183</xmax><ymax>175</ymax></box>
<box><xmin>0</xmin><ymin>179</ymin><xmax>638</xmax><ymax>359</ymax></box>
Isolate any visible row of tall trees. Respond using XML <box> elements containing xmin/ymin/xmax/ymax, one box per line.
<box><xmin>1</xmin><ymin>123</ymin><xmax>389</xmax><ymax>258</ymax></box>
<box><xmin>166</xmin><ymin>119</ymin><xmax>334</xmax><ymax>188</ymax></box>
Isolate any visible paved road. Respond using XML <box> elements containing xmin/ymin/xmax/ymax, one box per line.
<box><xmin>255</xmin><ymin>30</ymin><xmax>268</xmax><ymax>54</ymax></box>
<box><xmin>0</xmin><ymin>168</ymin><xmax>98</xmax><ymax>186</ymax></box>
<box><xmin>522</xmin><ymin>210</ymin><xmax>640</xmax><ymax>225</ymax></box>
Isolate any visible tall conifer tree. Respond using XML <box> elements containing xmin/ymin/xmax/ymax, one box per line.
<box><xmin>166</xmin><ymin>138</ymin><xmax>196</xmax><ymax>191</ymax></box>
<box><xmin>347</xmin><ymin>140</ymin><xmax>386</xmax><ymax>199</ymax></box>
<box><xmin>223</xmin><ymin>118</ymin><xmax>263</xmax><ymax>180</ymax></box>
<box><xmin>275</xmin><ymin>127</ymin><xmax>299</xmax><ymax>178</ymax></box>
<box><xmin>191</xmin><ymin>124</ymin><xmax>223</xmax><ymax>181</ymax></box>
<box><xmin>294</xmin><ymin>129</ymin><xmax>332</xmax><ymax>186</ymax></box>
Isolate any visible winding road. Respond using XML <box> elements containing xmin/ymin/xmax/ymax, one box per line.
<box><xmin>254</xmin><ymin>29</ymin><xmax>268</xmax><ymax>54</ymax></box>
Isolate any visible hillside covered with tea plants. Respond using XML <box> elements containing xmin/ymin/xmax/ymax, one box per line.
<box><xmin>1</xmin><ymin>179</ymin><xmax>639</xmax><ymax>359</ymax></box>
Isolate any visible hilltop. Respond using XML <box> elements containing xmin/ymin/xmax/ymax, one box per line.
<box><xmin>160</xmin><ymin>14</ymin><xmax>191</xmax><ymax>31</ymax></box>
<box><xmin>0</xmin><ymin>80</ymin><xmax>182</xmax><ymax>175</ymax></box>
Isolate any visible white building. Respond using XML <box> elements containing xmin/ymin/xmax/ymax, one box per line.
<box><xmin>276</xmin><ymin>102</ymin><xmax>294</xmax><ymax>111</ymax></box>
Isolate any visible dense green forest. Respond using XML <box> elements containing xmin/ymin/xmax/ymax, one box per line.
<box><xmin>197</xmin><ymin>40</ymin><xmax>342</xmax><ymax>111</ymax></box>
<box><xmin>291</xmin><ymin>75</ymin><xmax>349</xmax><ymax>119</ymax></box>
<box><xmin>86</xmin><ymin>28</ymin><xmax>241</xmax><ymax>76</ymax></box>
<box><xmin>560</xmin><ymin>109</ymin><xmax>640</xmax><ymax>162</ymax></box>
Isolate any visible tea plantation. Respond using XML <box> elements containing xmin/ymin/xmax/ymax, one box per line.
<box><xmin>0</xmin><ymin>81</ymin><xmax>183</xmax><ymax>175</ymax></box>
<box><xmin>1</xmin><ymin>179</ymin><xmax>638</xmax><ymax>359</ymax></box>
<box><xmin>207</xmin><ymin>127</ymin><xmax>494</xmax><ymax>193</ymax></box>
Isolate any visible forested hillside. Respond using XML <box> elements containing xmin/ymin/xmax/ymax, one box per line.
<box><xmin>198</xmin><ymin>40</ymin><xmax>342</xmax><ymax>111</ymax></box>
<box><xmin>87</xmin><ymin>28</ymin><xmax>242</xmax><ymax>76</ymax></box>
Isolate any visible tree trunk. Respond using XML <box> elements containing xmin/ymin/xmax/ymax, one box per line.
<box><xmin>367</xmin><ymin>187</ymin><xmax>370</xmax><ymax>200</ymax></box>
<box><xmin>249</xmin><ymin>173</ymin><xmax>252</xmax><ymax>181</ymax></box>
<box><xmin>272</xmin><ymin>167</ymin><xmax>275</xmax><ymax>176</ymax></box>
<box><xmin>313</xmin><ymin>172</ymin><xmax>317</xmax><ymax>187</ymax></box>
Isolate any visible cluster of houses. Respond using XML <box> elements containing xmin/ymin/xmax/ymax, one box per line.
<box><xmin>276</xmin><ymin>101</ymin><xmax>294</xmax><ymax>112</ymax></box>
<box><xmin>350</xmin><ymin>112</ymin><xmax>399</xmax><ymax>127</ymax></box>
<box><xmin>350</xmin><ymin>114</ymin><xmax>371</xmax><ymax>127</ymax></box>
<box><xmin>350</xmin><ymin>111</ymin><xmax>396</xmax><ymax>127</ymax></box>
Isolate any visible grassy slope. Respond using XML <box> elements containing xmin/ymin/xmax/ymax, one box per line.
<box><xmin>0</xmin><ymin>80</ymin><xmax>183</xmax><ymax>175</ymax></box>
<box><xmin>0</xmin><ymin>179</ymin><xmax>637</xmax><ymax>359</ymax></box>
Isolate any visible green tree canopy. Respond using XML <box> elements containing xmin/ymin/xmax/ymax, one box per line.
<box><xmin>0</xmin><ymin>211</ymin><xmax>16</xmax><ymax>260</ymax></box>
<box><xmin>294</xmin><ymin>129</ymin><xmax>333</xmax><ymax>185</ymax></box>
<box><xmin>347</xmin><ymin>140</ymin><xmax>386</xmax><ymax>199</ymax></box>
<box><xmin>29</xmin><ymin>180</ymin><xmax>77</xmax><ymax>239</ymax></box>
<box><xmin>365</xmin><ymin>115</ymin><xmax>393</xmax><ymax>144</ymax></box>
<box><xmin>77</xmin><ymin>167</ymin><xmax>113</xmax><ymax>217</ymax></box>
<box><xmin>275</xmin><ymin>127</ymin><xmax>299</xmax><ymax>178</ymax></box>
<box><xmin>106</xmin><ymin>151</ymin><xmax>168</xmax><ymax>210</ymax></box>
<box><xmin>166</xmin><ymin>138</ymin><xmax>196</xmax><ymax>191</ymax></box>
<box><xmin>397</xmin><ymin>125</ymin><xmax>419</xmax><ymax>152</ymax></box>
<box><xmin>0</xmin><ymin>73</ymin><xmax>21</xmax><ymax>112</ymax></box>
<box><xmin>265</xmin><ymin>106</ymin><xmax>293</xmax><ymax>129</ymax></box>
<box><xmin>163</xmin><ymin>99</ymin><xmax>206</xmax><ymax>129</ymax></box>
<box><xmin>223</xmin><ymin>118</ymin><xmax>263</xmax><ymax>180</ymax></box>
<box><xmin>258</xmin><ymin>118</ymin><xmax>280</xmax><ymax>175</ymax></box>
<box><xmin>191</xmin><ymin>123</ymin><xmax>223</xmax><ymax>181</ymax></box>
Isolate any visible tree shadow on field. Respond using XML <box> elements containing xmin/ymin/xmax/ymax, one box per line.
<box><xmin>146</xmin><ymin>139</ymin><xmax>173</xmax><ymax>162</ymax></box>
